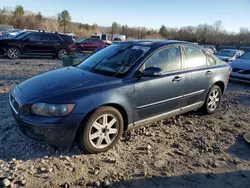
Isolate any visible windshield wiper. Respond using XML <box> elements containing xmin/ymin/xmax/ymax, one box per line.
<box><xmin>90</xmin><ymin>45</ymin><xmax>133</xmax><ymax>72</ymax></box>
<box><xmin>114</xmin><ymin>50</ymin><xmax>149</xmax><ymax>77</ymax></box>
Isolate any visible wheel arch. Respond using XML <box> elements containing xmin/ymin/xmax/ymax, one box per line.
<box><xmin>73</xmin><ymin>103</ymin><xmax>129</xmax><ymax>142</ymax></box>
<box><xmin>7</xmin><ymin>45</ymin><xmax>23</xmax><ymax>55</ymax></box>
<box><xmin>212</xmin><ymin>81</ymin><xmax>225</xmax><ymax>94</ymax></box>
<box><xmin>57</xmin><ymin>48</ymin><xmax>69</xmax><ymax>54</ymax></box>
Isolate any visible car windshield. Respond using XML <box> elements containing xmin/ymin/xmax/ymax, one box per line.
<box><xmin>77</xmin><ymin>38</ymin><xmax>86</xmax><ymax>43</ymax></box>
<box><xmin>77</xmin><ymin>44</ymin><xmax>151</xmax><ymax>77</ymax></box>
<box><xmin>216</xmin><ymin>50</ymin><xmax>236</xmax><ymax>57</ymax></box>
<box><xmin>239</xmin><ymin>52</ymin><xmax>250</xmax><ymax>60</ymax></box>
<box><xmin>13</xmin><ymin>32</ymin><xmax>32</xmax><ymax>39</ymax></box>
<box><xmin>91</xmin><ymin>35</ymin><xmax>100</xmax><ymax>39</ymax></box>
<box><xmin>114</xmin><ymin>38</ymin><xmax>122</xmax><ymax>41</ymax></box>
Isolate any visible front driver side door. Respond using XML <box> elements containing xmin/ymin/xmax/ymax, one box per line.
<box><xmin>23</xmin><ymin>33</ymin><xmax>43</xmax><ymax>53</ymax></box>
<box><xmin>134</xmin><ymin>45</ymin><xmax>185</xmax><ymax>124</ymax></box>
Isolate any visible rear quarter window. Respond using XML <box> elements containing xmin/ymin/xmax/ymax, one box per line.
<box><xmin>60</xmin><ymin>35</ymin><xmax>74</xmax><ymax>44</ymax></box>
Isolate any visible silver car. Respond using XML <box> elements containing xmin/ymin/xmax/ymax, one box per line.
<box><xmin>230</xmin><ymin>52</ymin><xmax>250</xmax><ymax>83</ymax></box>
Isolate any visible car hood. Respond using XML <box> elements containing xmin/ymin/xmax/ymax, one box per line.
<box><xmin>0</xmin><ymin>38</ymin><xmax>18</xmax><ymax>42</ymax></box>
<box><xmin>18</xmin><ymin>67</ymin><xmax>118</xmax><ymax>99</ymax></box>
<box><xmin>230</xmin><ymin>59</ymin><xmax>250</xmax><ymax>69</ymax></box>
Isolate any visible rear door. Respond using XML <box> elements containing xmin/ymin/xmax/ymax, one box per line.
<box><xmin>134</xmin><ymin>45</ymin><xmax>185</xmax><ymax>122</ymax></box>
<box><xmin>92</xmin><ymin>39</ymin><xmax>103</xmax><ymax>50</ymax></box>
<box><xmin>181</xmin><ymin>45</ymin><xmax>215</xmax><ymax>108</ymax></box>
<box><xmin>81</xmin><ymin>39</ymin><xmax>94</xmax><ymax>51</ymax></box>
<box><xmin>40</xmin><ymin>34</ymin><xmax>62</xmax><ymax>53</ymax></box>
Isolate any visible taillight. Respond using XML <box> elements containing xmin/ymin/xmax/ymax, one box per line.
<box><xmin>228</xmin><ymin>67</ymin><xmax>231</xmax><ymax>78</ymax></box>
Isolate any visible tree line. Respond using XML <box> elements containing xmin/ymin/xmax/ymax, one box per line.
<box><xmin>1</xmin><ymin>5</ymin><xmax>250</xmax><ymax>45</ymax></box>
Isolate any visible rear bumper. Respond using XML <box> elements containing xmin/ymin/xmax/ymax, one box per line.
<box><xmin>10</xmin><ymin>106</ymin><xmax>84</xmax><ymax>148</ymax></box>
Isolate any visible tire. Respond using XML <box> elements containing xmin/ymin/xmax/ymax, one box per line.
<box><xmin>7</xmin><ymin>47</ymin><xmax>21</xmax><ymax>59</ymax></box>
<box><xmin>76</xmin><ymin>47</ymin><xmax>82</xmax><ymax>53</ymax></box>
<box><xmin>79</xmin><ymin>106</ymin><xmax>124</xmax><ymax>154</ymax></box>
<box><xmin>202</xmin><ymin>85</ymin><xmax>222</xmax><ymax>114</ymax></box>
<box><xmin>57</xmin><ymin>49</ymin><xmax>69</xmax><ymax>59</ymax></box>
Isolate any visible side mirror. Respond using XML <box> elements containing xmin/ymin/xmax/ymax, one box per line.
<box><xmin>142</xmin><ymin>67</ymin><xmax>163</xmax><ymax>77</ymax></box>
<box><xmin>24</xmin><ymin>37</ymin><xmax>29</xmax><ymax>41</ymax></box>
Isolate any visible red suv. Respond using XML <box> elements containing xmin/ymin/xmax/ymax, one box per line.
<box><xmin>76</xmin><ymin>38</ymin><xmax>106</xmax><ymax>53</ymax></box>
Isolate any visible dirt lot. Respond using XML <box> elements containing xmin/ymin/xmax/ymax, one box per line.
<box><xmin>0</xmin><ymin>58</ymin><xmax>250</xmax><ymax>188</ymax></box>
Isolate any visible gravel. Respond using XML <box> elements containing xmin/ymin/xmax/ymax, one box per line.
<box><xmin>0</xmin><ymin>58</ymin><xmax>250</xmax><ymax>188</ymax></box>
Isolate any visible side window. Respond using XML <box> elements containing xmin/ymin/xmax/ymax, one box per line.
<box><xmin>28</xmin><ymin>34</ymin><xmax>42</xmax><ymax>41</ymax></box>
<box><xmin>184</xmin><ymin>46</ymin><xmax>207</xmax><ymax>68</ymax></box>
<box><xmin>41</xmin><ymin>34</ymin><xmax>50</xmax><ymax>41</ymax></box>
<box><xmin>49</xmin><ymin>35</ymin><xmax>61</xmax><ymax>41</ymax></box>
<box><xmin>93</xmin><ymin>40</ymin><xmax>101</xmax><ymax>44</ymax></box>
<box><xmin>142</xmin><ymin>46</ymin><xmax>182</xmax><ymax>73</ymax></box>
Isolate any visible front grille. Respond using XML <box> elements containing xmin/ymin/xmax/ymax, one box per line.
<box><xmin>232</xmin><ymin>68</ymin><xmax>250</xmax><ymax>75</ymax></box>
<box><xmin>9</xmin><ymin>94</ymin><xmax>19</xmax><ymax>114</ymax></box>
<box><xmin>232</xmin><ymin>68</ymin><xmax>241</xmax><ymax>72</ymax></box>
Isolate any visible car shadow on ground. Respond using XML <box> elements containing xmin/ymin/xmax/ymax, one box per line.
<box><xmin>109</xmin><ymin>170</ymin><xmax>250</xmax><ymax>188</ymax></box>
<box><xmin>226</xmin><ymin>135</ymin><xmax>250</xmax><ymax>161</ymax></box>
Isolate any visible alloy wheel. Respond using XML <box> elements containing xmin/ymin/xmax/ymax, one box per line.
<box><xmin>207</xmin><ymin>89</ymin><xmax>220</xmax><ymax>110</ymax></box>
<box><xmin>7</xmin><ymin>48</ymin><xmax>20</xmax><ymax>59</ymax></box>
<box><xmin>89</xmin><ymin>114</ymin><xmax>119</xmax><ymax>149</ymax></box>
<box><xmin>58</xmin><ymin>49</ymin><xmax>68</xmax><ymax>59</ymax></box>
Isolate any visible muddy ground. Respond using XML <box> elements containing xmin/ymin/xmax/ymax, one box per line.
<box><xmin>0</xmin><ymin>58</ymin><xmax>250</xmax><ymax>188</ymax></box>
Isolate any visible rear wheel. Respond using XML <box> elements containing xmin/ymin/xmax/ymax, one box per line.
<box><xmin>79</xmin><ymin>107</ymin><xmax>124</xmax><ymax>153</ymax></box>
<box><xmin>7</xmin><ymin>47</ymin><xmax>21</xmax><ymax>59</ymax></box>
<box><xmin>202</xmin><ymin>85</ymin><xmax>222</xmax><ymax>114</ymax></box>
<box><xmin>57</xmin><ymin>49</ymin><xmax>68</xmax><ymax>59</ymax></box>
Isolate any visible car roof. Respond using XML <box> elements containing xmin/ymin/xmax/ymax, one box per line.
<box><xmin>117</xmin><ymin>40</ymin><xmax>199</xmax><ymax>49</ymax></box>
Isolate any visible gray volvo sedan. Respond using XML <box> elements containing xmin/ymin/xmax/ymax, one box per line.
<box><xmin>10</xmin><ymin>40</ymin><xmax>230</xmax><ymax>153</ymax></box>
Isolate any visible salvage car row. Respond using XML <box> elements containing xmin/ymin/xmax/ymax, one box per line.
<box><xmin>0</xmin><ymin>27</ymin><xmax>125</xmax><ymax>59</ymax></box>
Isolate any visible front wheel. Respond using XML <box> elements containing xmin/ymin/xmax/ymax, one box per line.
<box><xmin>7</xmin><ymin>47</ymin><xmax>21</xmax><ymax>59</ymax></box>
<box><xmin>57</xmin><ymin>49</ymin><xmax>68</xmax><ymax>59</ymax></box>
<box><xmin>79</xmin><ymin>107</ymin><xmax>124</xmax><ymax>153</ymax></box>
<box><xmin>203</xmin><ymin>85</ymin><xmax>222</xmax><ymax>114</ymax></box>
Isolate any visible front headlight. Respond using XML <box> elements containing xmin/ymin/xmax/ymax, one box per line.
<box><xmin>31</xmin><ymin>102</ymin><xmax>75</xmax><ymax>117</ymax></box>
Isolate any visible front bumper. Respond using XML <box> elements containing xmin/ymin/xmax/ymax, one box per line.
<box><xmin>230</xmin><ymin>72</ymin><xmax>250</xmax><ymax>83</ymax></box>
<box><xmin>9</xmin><ymin>91</ymin><xmax>84</xmax><ymax>148</ymax></box>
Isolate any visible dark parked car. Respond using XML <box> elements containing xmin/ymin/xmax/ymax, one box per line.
<box><xmin>76</xmin><ymin>38</ymin><xmax>106</xmax><ymax>53</ymax></box>
<box><xmin>215</xmin><ymin>49</ymin><xmax>245</xmax><ymax>62</ymax></box>
<box><xmin>0</xmin><ymin>31</ymin><xmax>76</xmax><ymax>59</ymax></box>
<box><xmin>10</xmin><ymin>40</ymin><xmax>230</xmax><ymax>153</ymax></box>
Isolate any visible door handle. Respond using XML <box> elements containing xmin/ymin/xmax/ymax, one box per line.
<box><xmin>206</xmin><ymin>71</ymin><xmax>212</xmax><ymax>75</ymax></box>
<box><xmin>172</xmin><ymin>76</ymin><xmax>182</xmax><ymax>82</ymax></box>
<box><xmin>36</xmin><ymin>42</ymin><xmax>42</xmax><ymax>44</ymax></box>
<box><xmin>54</xmin><ymin>43</ymin><xmax>60</xmax><ymax>45</ymax></box>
